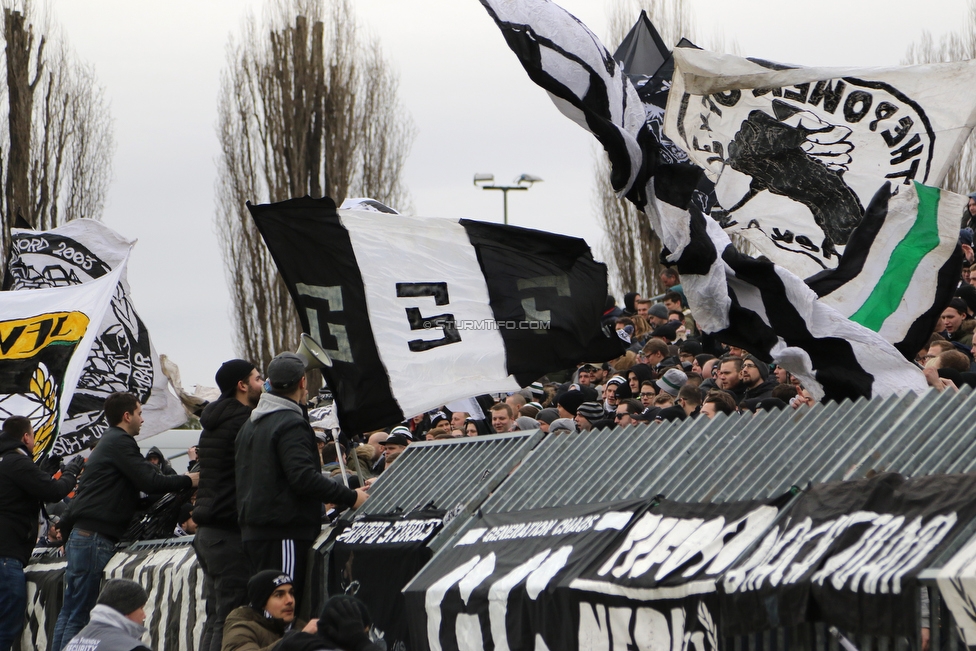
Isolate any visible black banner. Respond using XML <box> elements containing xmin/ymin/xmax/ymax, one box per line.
<box><xmin>403</xmin><ymin>500</ymin><xmax>648</xmax><ymax>651</ymax></box>
<box><xmin>564</xmin><ymin>499</ymin><xmax>781</xmax><ymax>651</ymax></box>
<box><xmin>329</xmin><ymin>513</ymin><xmax>444</xmax><ymax>651</ymax></box>
<box><xmin>720</xmin><ymin>473</ymin><xmax>976</xmax><ymax>637</ymax></box>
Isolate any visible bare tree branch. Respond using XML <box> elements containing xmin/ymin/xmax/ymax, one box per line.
<box><xmin>216</xmin><ymin>0</ymin><xmax>415</xmax><ymax>373</ymax></box>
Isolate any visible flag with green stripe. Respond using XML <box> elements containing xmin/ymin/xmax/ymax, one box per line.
<box><xmin>813</xmin><ymin>181</ymin><xmax>964</xmax><ymax>358</ymax></box>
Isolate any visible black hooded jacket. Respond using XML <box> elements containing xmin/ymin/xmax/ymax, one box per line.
<box><xmin>0</xmin><ymin>438</ymin><xmax>78</xmax><ymax>564</ymax></box>
<box><xmin>193</xmin><ymin>397</ymin><xmax>253</xmax><ymax>529</ymax></box>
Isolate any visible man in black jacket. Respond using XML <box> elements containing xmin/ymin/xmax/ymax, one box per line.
<box><xmin>51</xmin><ymin>393</ymin><xmax>199</xmax><ymax>651</ymax></box>
<box><xmin>193</xmin><ymin>359</ymin><xmax>263</xmax><ymax>651</ymax></box>
<box><xmin>0</xmin><ymin>416</ymin><xmax>83</xmax><ymax>651</ymax></box>
<box><xmin>236</xmin><ymin>353</ymin><xmax>368</xmax><ymax>609</ymax></box>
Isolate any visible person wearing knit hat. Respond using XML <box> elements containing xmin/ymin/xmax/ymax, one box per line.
<box><xmin>194</xmin><ymin>357</ymin><xmax>263</xmax><ymax>651</ymax></box>
<box><xmin>62</xmin><ymin>580</ymin><xmax>150</xmax><ymax>651</ymax></box>
<box><xmin>656</xmin><ymin>369</ymin><xmax>688</xmax><ymax>397</ymax></box>
<box><xmin>556</xmin><ymin>390</ymin><xmax>585</xmax><ymax>419</ymax></box>
<box><xmin>574</xmin><ymin>402</ymin><xmax>606</xmax><ymax>431</ymax></box>
<box><xmin>215</xmin><ymin>359</ymin><xmax>258</xmax><ymax>400</ymax></box>
<box><xmin>649</xmin><ymin>322</ymin><xmax>680</xmax><ymax>343</ymax></box>
<box><xmin>515</xmin><ymin>416</ymin><xmax>540</xmax><ymax>431</ymax></box>
<box><xmin>740</xmin><ymin>355</ymin><xmax>778</xmax><ymax>401</ymax></box>
<box><xmin>275</xmin><ymin>595</ymin><xmax>383</xmax><ymax>651</ymax></box>
<box><xmin>646</xmin><ymin>303</ymin><xmax>669</xmax><ymax>326</ymax></box>
<box><xmin>535</xmin><ymin>408</ymin><xmax>559</xmax><ymax>432</ymax></box>
<box><xmin>549</xmin><ymin>418</ymin><xmax>577</xmax><ymax>433</ymax></box>
<box><xmin>223</xmin><ymin>571</ymin><xmax>314</xmax><ymax>651</ymax></box>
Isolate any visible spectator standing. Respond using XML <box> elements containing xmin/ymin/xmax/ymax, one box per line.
<box><xmin>0</xmin><ymin>417</ymin><xmax>83</xmax><ymax>650</ymax></box>
<box><xmin>52</xmin><ymin>393</ymin><xmax>198</xmax><ymax>651</ymax></box>
<box><xmin>193</xmin><ymin>359</ymin><xmax>263</xmax><ymax>651</ymax></box>
<box><xmin>235</xmin><ymin>353</ymin><xmax>367</xmax><ymax>608</ymax></box>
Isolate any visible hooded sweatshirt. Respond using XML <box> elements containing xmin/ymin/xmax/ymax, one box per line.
<box><xmin>63</xmin><ymin>604</ymin><xmax>150</xmax><ymax>651</ymax></box>
<box><xmin>235</xmin><ymin>393</ymin><xmax>358</xmax><ymax>541</ymax></box>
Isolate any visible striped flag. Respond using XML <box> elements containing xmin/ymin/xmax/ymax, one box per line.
<box><xmin>248</xmin><ymin>197</ymin><xmax>623</xmax><ymax>432</ymax></box>
<box><xmin>478</xmin><ymin>0</ymin><xmax>929</xmax><ymax>400</ymax></box>
<box><xmin>809</xmin><ymin>182</ymin><xmax>965</xmax><ymax>358</ymax></box>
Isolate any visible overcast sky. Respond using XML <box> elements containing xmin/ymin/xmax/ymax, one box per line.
<box><xmin>49</xmin><ymin>0</ymin><xmax>969</xmax><ymax>390</ymax></box>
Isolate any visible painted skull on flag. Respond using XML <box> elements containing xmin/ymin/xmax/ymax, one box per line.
<box><xmin>4</xmin><ymin>220</ymin><xmax>186</xmax><ymax>455</ymax></box>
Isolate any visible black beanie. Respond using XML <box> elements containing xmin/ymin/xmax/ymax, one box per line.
<box><xmin>247</xmin><ymin>570</ymin><xmax>292</xmax><ymax>610</ymax></box>
<box><xmin>745</xmin><ymin>355</ymin><xmax>769</xmax><ymax>381</ymax></box>
<box><xmin>557</xmin><ymin>390</ymin><xmax>585</xmax><ymax>416</ymax></box>
<box><xmin>216</xmin><ymin>359</ymin><xmax>257</xmax><ymax>398</ymax></box>
<box><xmin>96</xmin><ymin>579</ymin><xmax>148</xmax><ymax>616</ymax></box>
<box><xmin>319</xmin><ymin>595</ymin><xmax>371</xmax><ymax>629</ymax></box>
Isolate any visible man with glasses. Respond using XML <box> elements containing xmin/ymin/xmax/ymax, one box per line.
<box><xmin>740</xmin><ymin>355</ymin><xmax>777</xmax><ymax>400</ymax></box>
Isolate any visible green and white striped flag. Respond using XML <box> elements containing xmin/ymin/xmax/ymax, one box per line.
<box><xmin>813</xmin><ymin>182</ymin><xmax>964</xmax><ymax>357</ymax></box>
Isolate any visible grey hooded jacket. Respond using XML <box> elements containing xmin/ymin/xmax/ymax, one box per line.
<box><xmin>63</xmin><ymin>604</ymin><xmax>151</xmax><ymax>651</ymax></box>
<box><xmin>235</xmin><ymin>393</ymin><xmax>357</xmax><ymax>541</ymax></box>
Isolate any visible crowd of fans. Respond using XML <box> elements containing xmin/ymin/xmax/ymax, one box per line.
<box><xmin>6</xmin><ymin>208</ymin><xmax>976</xmax><ymax>650</ymax></box>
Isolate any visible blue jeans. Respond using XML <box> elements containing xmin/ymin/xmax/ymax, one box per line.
<box><xmin>0</xmin><ymin>557</ymin><xmax>26</xmax><ymax>651</ymax></box>
<box><xmin>51</xmin><ymin>530</ymin><xmax>116</xmax><ymax>651</ymax></box>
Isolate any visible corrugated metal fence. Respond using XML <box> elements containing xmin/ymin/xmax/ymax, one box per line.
<box><xmin>351</xmin><ymin>386</ymin><xmax>976</xmax><ymax>649</ymax></box>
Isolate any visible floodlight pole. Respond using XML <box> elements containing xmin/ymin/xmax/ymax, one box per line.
<box><xmin>473</xmin><ymin>174</ymin><xmax>542</xmax><ymax>225</ymax></box>
<box><xmin>481</xmin><ymin>185</ymin><xmax>528</xmax><ymax>225</ymax></box>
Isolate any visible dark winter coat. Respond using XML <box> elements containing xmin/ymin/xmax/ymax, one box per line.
<box><xmin>221</xmin><ymin>606</ymin><xmax>306</xmax><ymax>651</ymax></box>
<box><xmin>193</xmin><ymin>397</ymin><xmax>253</xmax><ymax>529</ymax></box>
<box><xmin>65</xmin><ymin>427</ymin><xmax>192</xmax><ymax>541</ymax></box>
<box><xmin>0</xmin><ymin>438</ymin><xmax>78</xmax><ymax>564</ymax></box>
<box><xmin>235</xmin><ymin>393</ymin><xmax>357</xmax><ymax>542</ymax></box>
<box><xmin>742</xmin><ymin>376</ymin><xmax>779</xmax><ymax>401</ymax></box>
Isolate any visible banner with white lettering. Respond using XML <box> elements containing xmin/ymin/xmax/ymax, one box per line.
<box><xmin>403</xmin><ymin>500</ymin><xmax>646</xmax><ymax>651</ymax></box>
<box><xmin>563</xmin><ymin>499</ymin><xmax>781</xmax><ymax>651</ymax></box>
<box><xmin>720</xmin><ymin>473</ymin><xmax>976</xmax><ymax>637</ymax></box>
<box><xmin>329</xmin><ymin>513</ymin><xmax>445</xmax><ymax>651</ymax></box>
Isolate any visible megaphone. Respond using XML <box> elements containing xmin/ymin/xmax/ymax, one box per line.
<box><xmin>296</xmin><ymin>333</ymin><xmax>333</xmax><ymax>370</ymax></box>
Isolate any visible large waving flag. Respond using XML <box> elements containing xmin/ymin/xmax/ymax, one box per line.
<box><xmin>249</xmin><ymin>196</ymin><xmax>623</xmax><ymax>432</ymax></box>
<box><xmin>477</xmin><ymin>0</ymin><xmax>929</xmax><ymax>400</ymax></box>
<box><xmin>5</xmin><ymin>220</ymin><xmax>187</xmax><ymax>455</ymax></box>
<box><xmin>0</xmin><ymin>261</ymin><xmax>123</xmax><ymax>459</ymax></box>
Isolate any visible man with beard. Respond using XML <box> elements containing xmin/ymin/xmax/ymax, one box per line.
<box><xmin>193</xmin><ymin>359</ymin><xmax>264</xmax><ymax>651</ymax></box>
<box><xmin>740</xmin><ymin>356</ymin><xmax>778</xmax><ymax>401</ymax></box>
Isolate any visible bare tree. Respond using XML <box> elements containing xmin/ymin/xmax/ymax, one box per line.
<box><xmin>597</xmin><ymin>0</ymin><xmax>737</xmax><ymax>299</ymax></box>
<box><xmin>216</xmin><ymin>0</ymin><xmax>414</xmax><ymax>371</ymax></box>
<box><xmin>0</xmin><ymin>3</ymin><xmax>113</xmax><ymax>270</ymax></box>
<box><xmin>904</xmin><ymin>4</ymin><xmax>976</xmax><ymax>197</ymax></box>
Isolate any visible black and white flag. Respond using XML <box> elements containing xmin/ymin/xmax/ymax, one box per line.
<box><xmin>249</xmin><ymin>196</ymin><xmax>623</xmax><ymax>433</ymax></box>
<box><xmin>478</xmin><ymin>0</ymin><xmax>930</xmax><ymax>399</ymax></box>
<box><xmin>664</xmin><ymin>48</ymin><xmax>976</xmax><ymax>278</ymax></box>
<box><xmin>721</xmin><ymin>473</ymin><xmax>976</xmax><ymax>638</ymax></box>
<box><xmin>402</xmin><ymin>500</ymin><xmax>646</xmax><ymax>651</ymax></box>
<box><xmin>5</xmin><ymin>219</ymin><xmax>187</xmax><ymax>455</ymax></box>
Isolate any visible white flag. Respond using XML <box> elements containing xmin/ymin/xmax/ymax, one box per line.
<box><xmin>0</xmin><ymin>263</ymin><xmax>123</xmax><ymax>459</ymax></box>
<box><xmin>6</xmin><ymin>220</ymin><xmax>187</xmax><ymax>454</ymax></box>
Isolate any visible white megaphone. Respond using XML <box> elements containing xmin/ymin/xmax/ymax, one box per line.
<box><xmin>295</xmin><ymin>333</ymin><xmax>333</xmax><ymax>369</ymax></box>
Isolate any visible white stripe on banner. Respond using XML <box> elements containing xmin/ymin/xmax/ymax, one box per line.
<box><xmin>339</xmin><ymin>210</ymin><xmax>519</xmax><ymax>417</ymax></box>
